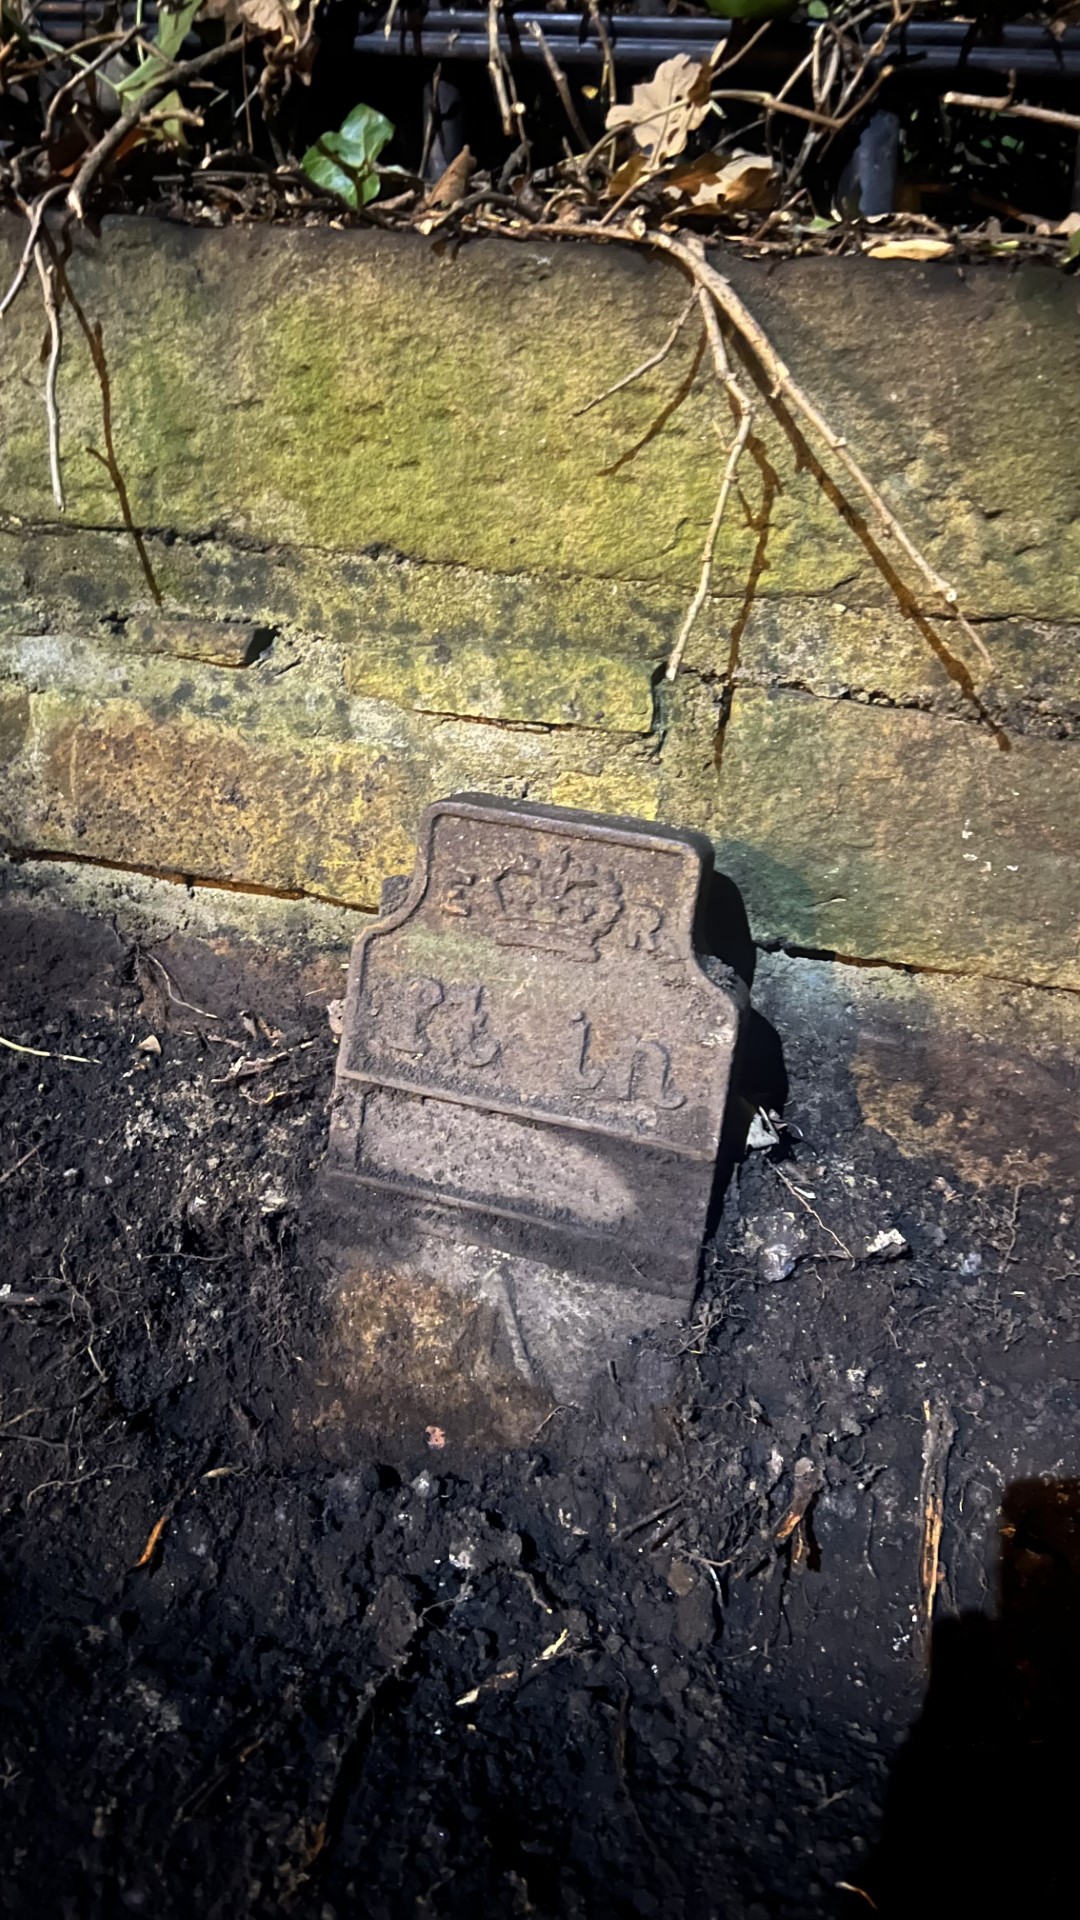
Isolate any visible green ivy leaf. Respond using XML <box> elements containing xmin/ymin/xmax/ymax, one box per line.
<box><xmin>301</xmin><ymin>103</ymin><xmax>395</xmax><ymax>210</ymax></box>
<box><xmin>116</xmin><ymin>0</ymin><xmax>202</xmax><ymax>106</ymax></box>
<box><xmin>1066</xmin><ymin>227</ymin><xmax>1080</xmax><ymax>263</ymax></box>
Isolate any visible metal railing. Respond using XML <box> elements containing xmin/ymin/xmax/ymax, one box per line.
<box><xmin>30</xmin><ymin>5</ymin><xmax>1080</xmax><ymax>80</ymax></box>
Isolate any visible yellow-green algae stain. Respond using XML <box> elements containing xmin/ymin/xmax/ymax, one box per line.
<box><xmin>3</xmin><ymin>222</ymin><xmax>1078</xmax><ymax>613</ymax></box>
<box><xmin>345</xmin><ymin>634</ymin><xmax>653</xmax><ymax>732</ymax></box>
<box><xmin>0</xmin><ymin>637</ymin><xmax>678</xmax><ymax>907</ymax></box>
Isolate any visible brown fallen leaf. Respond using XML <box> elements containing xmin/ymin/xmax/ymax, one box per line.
<box><xmin>866</xmin><ymin>237</ymin><xmax>953</xmax><ymax>261</ymax></box>
<box><xmin>203</xmin><ymin>0</ymin><xmax>300</xmax><ymax>35</ymax></box>
<box><xmin>666</xmin><ymin>149</ymin><xmax>777</xmax><ymax>214</ymax></box>
<box><xmin>137</xmin><ymin>1033</ymin><xmax>162</xmax><ymax>1056</ymax></box>
<box><xmin>602</xmin><ymin>150</ymin><xmax>648</xmax><ymax>201</ymax></box>
<box><xmin>134</xmin><ymin>1511</ymin><xmax>170</xmax><ymax>1569</ymax></box>
<box><xmin>606</xmin><ymin>55</ymin><xmax>713</xmax><ymax>164</ymax></box>
<box><xmin>201</xmin><ymin>0</ymin><xmax>318</xmax><ymax>78</ymax></box>
<box><xmin>775</xmin><ymin>1457</ymin><xmax>823</xmax><ymax>1543</ymax></box>
<box><xmin>1035</xmin><ymin>210</ymin><xmax>1080</xmax><ymax>237</ymax></box>
<box><xmin>425</xmin><ymin>144</ymin><xmax>476</xmax><ymax>210</ymax></box>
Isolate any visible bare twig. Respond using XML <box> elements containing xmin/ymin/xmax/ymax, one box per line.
<box><xmin>528</xmin><ymin>23</ymin><xmax>589</xmax><ymax>151</ymax></box>
<box><xmin>589</xmin><ymin>0</ymin><xmax>616</xmax><ymax>112</ymax></box>
<box><xmin>665</xmin><ymin>262</ymin><xmax>756</xmax><ymax>679</ymax></box>
<box><xmin>712</xmin><ymin>65</ymin><xmax>895</xmax><ymax>134</ymax></box>
<box><xmin>668</xmin><ymin>412</ymin><xmax>752</xmax><ymax>681</ymax></box>
<box><xmin>996</xmin><ymin>1181</ymin><xmax>1023</xmax><ymax>1275</ymax></box>
<box><xmin>210</xmin><ymin>1042</ymin><xmax>313</xmax><ymax>1087</ymax></box>
<box><xmin>240</xmin><ymin>23</ymin><xmax>254</xmax><ymax>152</ymax></box>
<box><xmin>616</xmin><ymin>1496</ymin><xmax>684</xmax><ymax>1540</ymax></box>
<box><xmin>0</xmin><ymin>185</ymin><xmax>66</xmax><ymax>319</ymax></box>
<box><xmin>487</xmin><ymin>0</ymin><xmax>515</xmax><ymax>138</ymax></box>
<box><xmin>134</xmin><ymin>1509</ymin><xmax>172</xmax><ymax>1569</ymax></box>
<box><xmin>775</xmin><ymin>1458</ymin><xmax>823</xmax><ymax>1543</ymax></box>
<box><xmin>578</xmin><ymin>125</ymin><xmax>620</xmax><ymax>174</ymax></box>
<box><xmin>530</xmin><ymin>1404</ymin><xmax>571</xmax><ymax>1440</ymax></box>
<box><xmin>50</xmin><ymin>250</ymin><xmax>163</xmax><ymax>604</ymax></box>
<box><xmin>66</xmin><ymin>35</ymin><xmax>245</xmax><ymax>220</ymax></box>
<box><xmin>0</xmin><ymin>1145</ymin><xmax>40</xmax><ymax>1188</ymax></box>
<box><xmin>943</xmin><ymin>85</ymin><xmax>1080</xmax><ymax>134</ymax></box>
<box><xmin>573</xmin><ymin>289</ymin><xmax>696</xmax><ymax>417</ymax></box>
<box><xmin>32</xmin><ymin>240</ymin><xmax>64</xmax><ymax>511</ymax></box>
<box><xmin>0</xmin><ymin>1034</ymin><xmax>96</xmax><ymax>1065</ymax></box>
<box><xmin>917</xmin><ymin>1396</ymin><xmax>955</xmax><ymax>1652</ymax></box>
<box><xmin>419</xmin><ymin>58</ymin><xmax>443</xmax><ymax>181</ymax></box>
<box><xmin>665</xmin><ymin>301</ymin><xmax>754</xmax><ymax>680</ymax></box>
<box><xmin>773</xmin><ymin>1164</ymin><xmax>853</xmax><ymax>1261</ymax></box>
<box><xmin>43</xmin><ymin>22</ymin><xmax>142</xmax><ymax>142</ymax></box>
<box><xmin>143</xmin><ymin>950</ymin><xmax>218</xmax><ymax>1020</ymax></box>
<box><xmin>710</xmin><ymin>18</ymin><xmax>777</xmax><ymax>77</ymax></box>
<box><xmin>647</xmin><ymin>229</ymin><xmax>993</xmax><ymax>671</ymax></box>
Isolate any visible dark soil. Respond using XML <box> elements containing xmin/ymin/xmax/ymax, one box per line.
<box><xmin>2</xmin><ymin>885</ymin><xmax>1079</xmax><ymax>1920</ymax></box>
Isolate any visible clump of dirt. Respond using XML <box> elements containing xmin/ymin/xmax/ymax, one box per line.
<box><xmin>2</xmin><ymin>886</ymin><xmax>1079</xmax><ymax>1919</ymax></box>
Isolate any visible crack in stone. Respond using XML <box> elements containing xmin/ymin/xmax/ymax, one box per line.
<box><xmin>685</xmin><ymin>667</ymin><xmax>1080</xmax><ymax>739</ymax></box>
<box><xmin>759</xmin><ymin>937</ymin><xmax>1080</xmax><ymax>1001</ymax></box>
<box><xmin>5</xmin><ymin>849</ymin><xmax>1077</xmax><ymax>1002</ymax></box>
<box><xmin>3</xmin><ymin>514</ymin><xmax>1065</xmax><ymax>623</ymax></box>
<box><xmin>5</xmin><ymin>846</ymin><xmax>371</xmax><ymax>916</ymax></box>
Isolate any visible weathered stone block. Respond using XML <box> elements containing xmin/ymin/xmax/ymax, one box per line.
<box><xmin>2</xmin><ymin>219</ymin><xmax>1078</xmax><ymax>617</ymax></box>
<box><xmin>0</xmin><ymin>636</ymin><xmax>684</xmax><ymax>906</ymax></box>
<box><xmin>753</xmin><ymin>950</ymin><xmax>1080</xmax><ymax>1193</ymax></box>
<box><xmin>344</xmin><ymin>633</ymin><xmax>653</xmax><ymax>732</ymax></box>
<box><xmin>125</xmin><ymin>615</ymin><xmax>267</xmax><ymax>667</ymax></box>
<box><xmin>0</xmin><ymin>682</ymin><xmax>30</xmax><ymax>763</ymax></box>
<box><xmin>716</xmin><ymin>689</ymin><xmax>1080</xmax><ymax>986</ymax></box>
<box><xmin>1</xmin><ymin>219</ymin><xmax>1078</xmax><ymax>990</ymax></box>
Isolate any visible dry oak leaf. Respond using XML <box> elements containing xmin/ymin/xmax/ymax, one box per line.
<box><xmin>425</xmin><ymin>144</ymin><xmax>476</xmax><ymax>210</ymax></box>
<box><xmin>866</xmin><ymin>236</ymin><xmax>953</xmax><ymax>261</ymax></box>
<box><xmin>201</xmin><ymin>0</ymin><xmax>307</xmax><ymax>41</ymax></box>
<box><xmin>605</xmin><ymin>55</ymin><xmax>713</xmax><ymax>164</ymax></box>
<box><xmin>665</xmin><ymin>148</ymin><xmax>777</xmax><ymax>212</ymax></box>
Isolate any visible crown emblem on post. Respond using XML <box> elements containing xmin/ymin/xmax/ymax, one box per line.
<box><xmin>488</xmin><ymin>847</ymin><xmax>624</xmax><ymax>959</ymax></box>
<box><xmin>439</xmin><ymin>844</ymin><xmax>624</xmax><ymax>961</ymax></box>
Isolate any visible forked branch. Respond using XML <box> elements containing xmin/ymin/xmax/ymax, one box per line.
<box><xmin>648</xmin><ymin>228</ymin><xmax>992</xmax><ymax>671</ymax></box>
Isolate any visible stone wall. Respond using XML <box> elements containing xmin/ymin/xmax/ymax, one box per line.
<box><xmin>2</xmin><ymin>216</ymin><xmax>1079</xmax><ymax>985</ymax></box>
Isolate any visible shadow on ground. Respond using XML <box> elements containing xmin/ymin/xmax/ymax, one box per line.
<box><xmin>1</xmin><ymin>871</ymin><xmax>1080</xmax><ymax>1918</ymax></box>
<box><xmin>869</xmin><ymin>1477</ymin><xmax>1080</xmax><ymax>1918</ymax></box>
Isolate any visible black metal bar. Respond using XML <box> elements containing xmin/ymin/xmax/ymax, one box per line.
<box><xmin>27</xmin><ymin>4</ymin><xmax>1080</xmax><ymax>79</ymax></box>
<box><xmin>377</xmin><ymin>11</ymin><xmax>1080</xmax><ymax>82</ymax></box>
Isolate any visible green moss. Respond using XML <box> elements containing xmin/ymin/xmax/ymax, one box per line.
<box><xmin>0</xmin><ymin>681</ymin><xmax>30</xmax><ymax>762</ymax></box>
<box><xmin>3</xmin><ymin>221</ymin><xmax>1077</xmax><ymax>614</ymax></box>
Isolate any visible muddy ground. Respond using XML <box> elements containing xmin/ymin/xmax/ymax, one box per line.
<box><xmin>1</xmin><ymin>877</ymin><xmax>1079</xmax><ymax>1919</ymax></box>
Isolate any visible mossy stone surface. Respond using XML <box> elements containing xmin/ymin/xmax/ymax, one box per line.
<box><xmin>2</xmin><ymin>218</ymin><xmax>1079</xmax><ymax>983</ymax></box>
<box><xmin>0</xmin><ymin>636</ymin><xmax>678</xmax><ymax>906</ymax></box>
<box><xmin>715</xmin><ymin>688</ymin><xmax>1080</xmax><ymax>987</ymax></box>
<box><xmin>2</xmin><ymin>220</ymin><xmax>1078</xmax><ymax>615</ymax></box>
